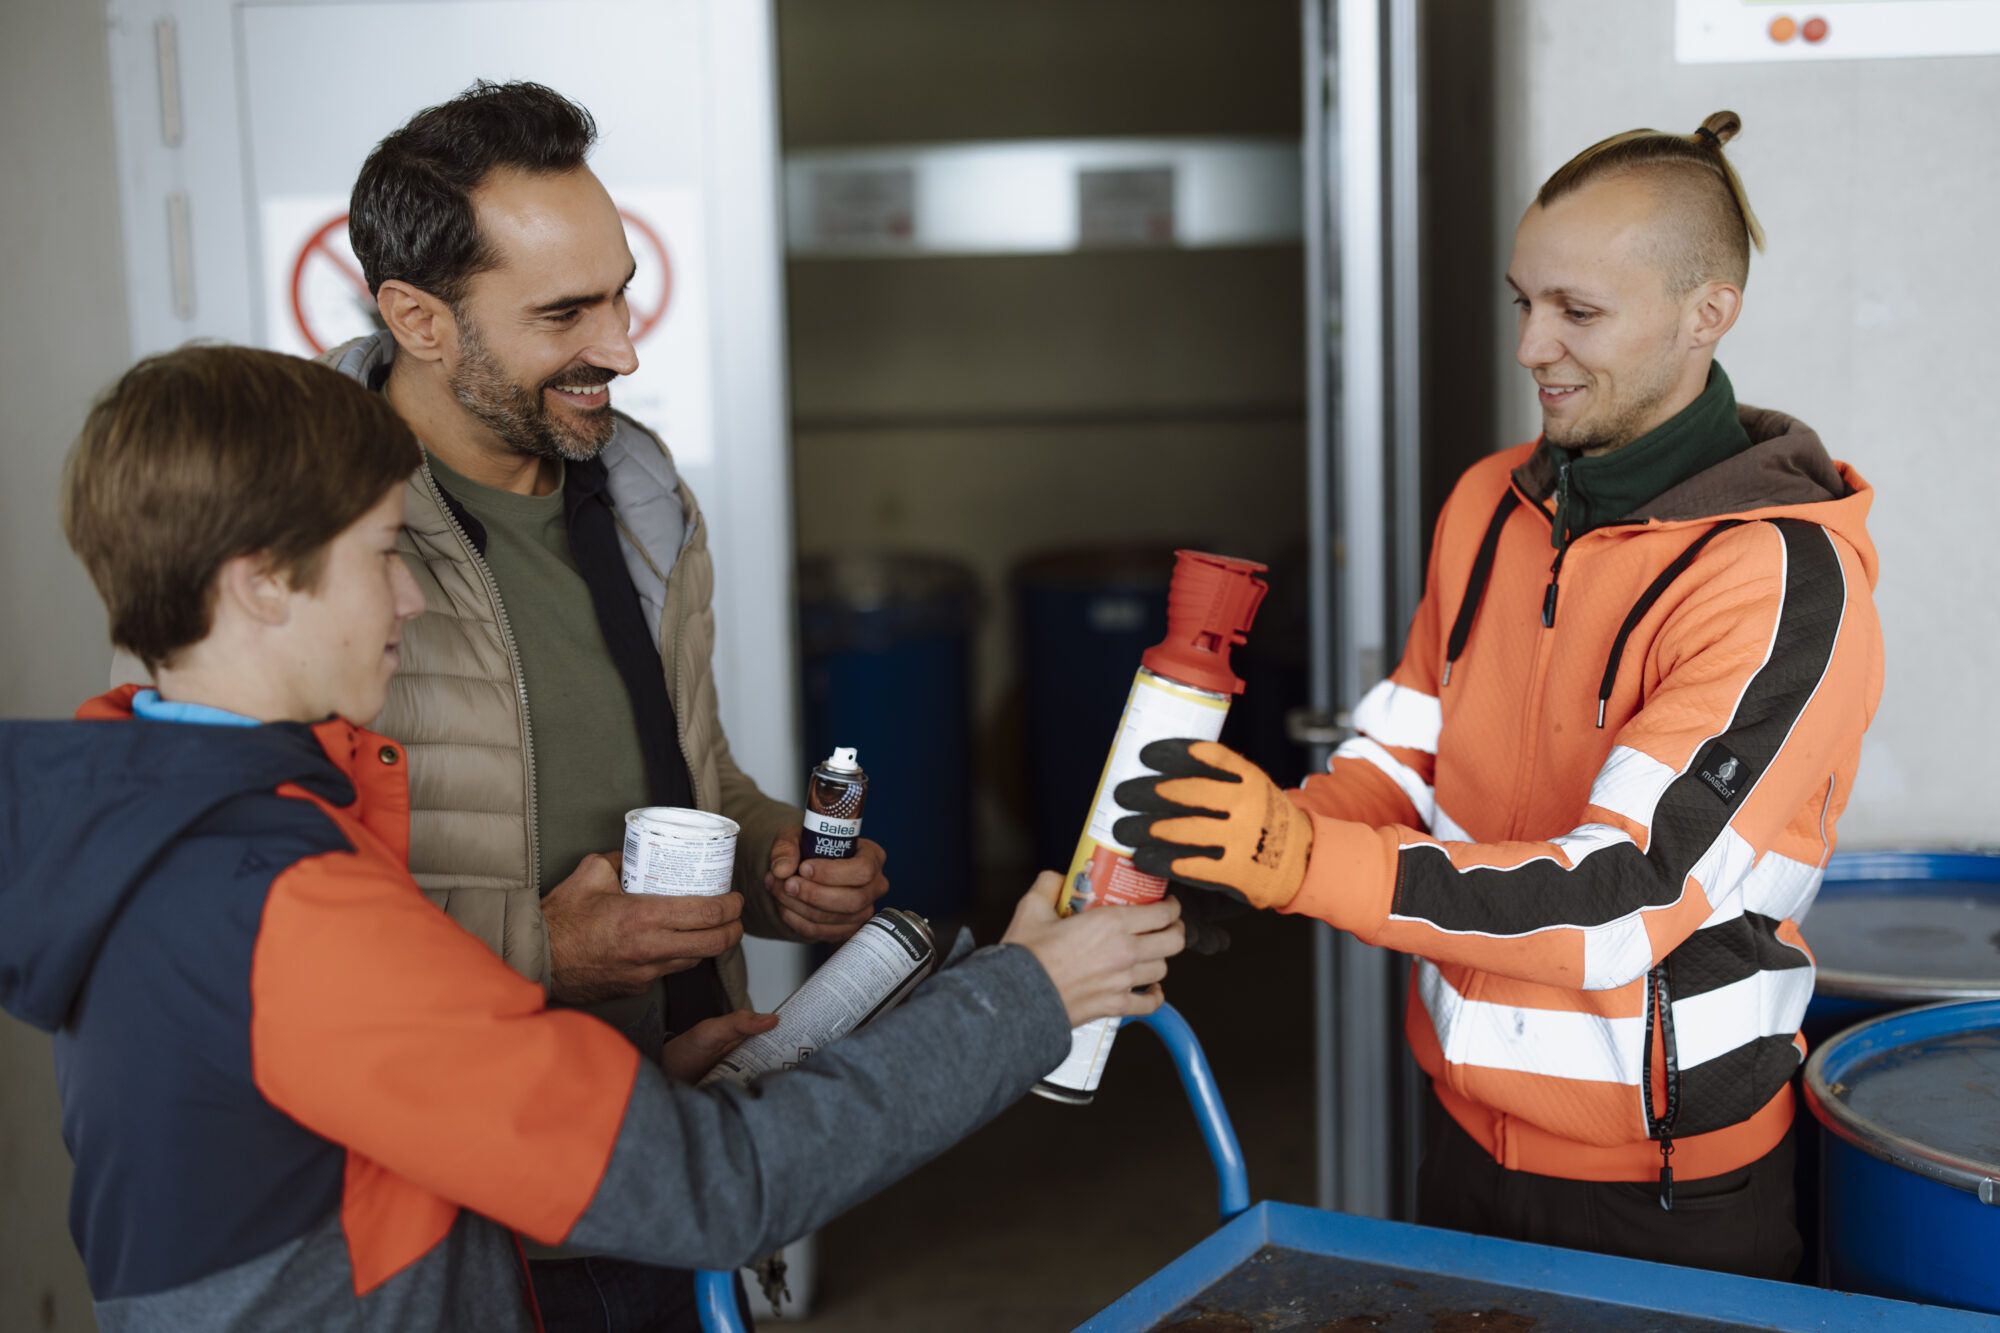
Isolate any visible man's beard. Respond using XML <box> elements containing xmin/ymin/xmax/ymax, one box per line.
<box><xmin>1544</xmin><ymin>341</ymin><xmax>1683</xmax><ymax>453</ymax></box>
<box><xmin>448</xmin><ymin>317</ymin><xmax>616</xmax><ymax>463</ymax></box>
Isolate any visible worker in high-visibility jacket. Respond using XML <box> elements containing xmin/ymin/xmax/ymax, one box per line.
<box><xmin>1117</xmin><ymin>110</ymin><xmax>1882</xmax><ymax>1281</ymax></box>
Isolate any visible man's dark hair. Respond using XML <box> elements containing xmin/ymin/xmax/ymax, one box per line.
<box><xmin>349</xmin><ymin>80</ymin><xmax>598</xmax><ymax>306</ymax></box>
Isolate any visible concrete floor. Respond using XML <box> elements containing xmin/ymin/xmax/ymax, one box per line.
<box><xmin>786</xmin><ymin>902</ymin><xmax>1319</xmax><ymax>1331</ymax></box>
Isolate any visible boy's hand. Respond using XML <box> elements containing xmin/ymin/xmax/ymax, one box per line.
<box><xmin>1001</xmin><ymin>872</ymin><xmax>1185</xmax><ymax>1026</ymax></box>
<box><xmin>661</xmin><ymin>1009</ymin><xmax>780</xmax><ymax>1083</ymax></box>
<box><xmin>1112</xmin><ymin>740</ymin><xmax>1313</xmax><ymax>910</ymax></box>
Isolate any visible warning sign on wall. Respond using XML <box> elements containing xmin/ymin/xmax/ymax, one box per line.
<box><xmin>259</xmin><ymin>186</ymin><xmax>713</xmax><ymax>465</ymax></box>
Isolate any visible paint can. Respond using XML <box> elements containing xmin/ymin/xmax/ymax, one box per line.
<box><xmin>703</xmin><ymin>908</ymin><xmax>938</xmax><ymax>1085</ymax></box>
<box><xmin>1035</xmin><ymin>550</ymin><xmax>1267</xmax><ymax>1104</ymax></box>
<box><xmin>1805</xmin><ymin>998</ymin><xmax>2000</xmax><ymax>1312</ymax></box>
<box><xmin>621</xmin><ymin>807</ymin><xmax>739</xmax><ymax>897</ymax></box>
<box><xmin>805</xmin><ymin>747</ymin><xmax>869</xmax><ymax>861</ymax></box>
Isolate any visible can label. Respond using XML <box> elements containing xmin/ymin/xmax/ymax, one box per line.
<box><xmin>1038</xmin><ymin>668</ymin><xmax>1229</xmax><ymax>1101</ymax></box>
<box><xmin>1058</xmin><ymin>670</ymin><xmax>1231</xmax><ymax>916</ymax></box>
<box><xmin>703</xmin><ymin>910</ymin><xmax>935</xmax><ymax>1086</ymax></box>
<box><xmin>803</xmin><ymin>810</ymin><xmax>862</xmax><ymax>861</ymax></box>
<box><xmin>805</xmin><ymin>760</ymin><xmax>868</xmax><ymax>861</ymax></box>
<box><xmin>621</xmin><ymin>808</ymin><xmax>739</xmax><ymax>897</ymax></box>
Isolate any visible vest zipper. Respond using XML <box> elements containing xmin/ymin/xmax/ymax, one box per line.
<box><xmin>666</xmin><ymin>513</ymin><xmax>700</xmax><ymax>809</ymax></box>
<box><xmin>1642</xmin><ymin>959</ymin><xmax>1682</xmax><ymax>1211</ymax></box>
<box><xmin>422</xmin><ymin>462</ymin><xmax>543</xmax><ymax>896</ymax></box>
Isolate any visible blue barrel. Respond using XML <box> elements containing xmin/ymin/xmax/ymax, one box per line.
<box><xmin>799</xmin><ymin>555</ymin><xmax>977</xmax><ymax>925</ymax></box>
<box><xmin>1805</xmin><ymin>999</ymin><xmax>2000</xmax><ymax>1312</ymax></box>
<box><xmin>1806</xmin><ymin>851</ymin><xmax>2000</xmax><ymax>1043</ymax></box>
<box><xmin>1014</xmin><ymin>548</ymin><xmax>1172</xmax><ymax>875</ymax></box>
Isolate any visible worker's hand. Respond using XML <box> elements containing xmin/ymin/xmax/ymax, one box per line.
<box><xmin>660</xmin><ymin>1009</ymin><xmax>780</xmax><ymax>1083</ymax></box>
<box><xmin>764</xmin><ymin>828</ymin><xmax>889</xmax><ymax>943</ymax></box>
<box><xmin>1001</xmin><ymin>871</ymin><xmax>1186</xmax><ymax>1026</ymax></box>
<box><xmin>1112</xmin><ymin>740</ymin><xmax>1313</xmax><ymax>911</ymax></box>
<box><xmin>544</xmin><ymin>853</ymin><xmax>746</xmax><ymax>1005</ymax></box>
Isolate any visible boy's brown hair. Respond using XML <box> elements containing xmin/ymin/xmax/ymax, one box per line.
<box><xmin>62</xmin><ymin>345</ymin><xmax>421</xmax><ymax>671</ymax></box>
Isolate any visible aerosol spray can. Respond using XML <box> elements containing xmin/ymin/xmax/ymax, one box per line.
<box><xmin>1033</xmin><ymin>550</ymin><xmax>1268</xmax><ymax>1104</ymax></box>
<box><xmin>804</xmin><ymin>747</ymin><xmax>868</xmax><ymax>861</ymax></box>
<box><xmin>701</xmin><ymin>908</ymin><xmax>937</xmax><ymax>1086</ymax></box>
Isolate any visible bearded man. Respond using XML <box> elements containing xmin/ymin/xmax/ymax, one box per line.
<box><xmin>332</xmin><ymin>81</ymin><xmax>887</xmax><ymax>1329</ymax></box>
<box><xmin>1118</xmin><ymin>111</ymin><xmax>1884</xmax><ymax>1279</ymax></box>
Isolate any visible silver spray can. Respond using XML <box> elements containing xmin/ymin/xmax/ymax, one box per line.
<box><xmin>804</xmin><ymin>746</ymin><xmax>868</xmax><ymax>861</ymax></box>
<box><xmin>701</xmin><ymin>908</ymin><xmax>937</xmax><ymax>1086</ymax></box>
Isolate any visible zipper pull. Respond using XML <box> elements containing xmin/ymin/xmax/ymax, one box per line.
<box><xmin>1542</xmin><ymin>453</ymin><xmax>1572</xmax><ymax>628</ymax></box>
<box><xmin>1551</xmin><ymin>453</ymin><xmax>1572</xmax><ymax>549</ymax></box>
<box><xmin>1658</xmin><ymin>1136</ymin><xmax>1676</xmax><ymax>1212</ymax></box>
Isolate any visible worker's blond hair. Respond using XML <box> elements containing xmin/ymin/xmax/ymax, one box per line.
<box><xmin>1538</xmin><ymin>110</ymin><xmax>1766</xmax><ymax>296</ymax></box>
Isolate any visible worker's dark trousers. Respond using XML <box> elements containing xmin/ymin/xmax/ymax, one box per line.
<box><xmin>1417</xmin><ymin>1097</ymin><xmax>1802</xmax><ymax>1281</ymax></box>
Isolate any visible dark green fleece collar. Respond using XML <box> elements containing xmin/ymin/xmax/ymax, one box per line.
<box><xmin>1542</xmin><ymin>362</ymin><xmax>1753</xmax><ymax>547</ymax></box>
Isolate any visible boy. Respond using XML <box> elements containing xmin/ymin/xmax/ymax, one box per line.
<box><xmin>0</xmin><ymin>346</ymin><xmax>1183</xmax><ymax>1329</ymax></box>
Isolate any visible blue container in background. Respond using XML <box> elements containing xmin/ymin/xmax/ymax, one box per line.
<box><xmin>1014</xmin><ymin>548</ymin><xmax>1171</xmax><ymax>876</ymax></box>
<box><xmin>1805</xmin><ymin>850</ymin><xmax>2000</xmax><ymax>1044</ymax></box>
<box><xmin>799</xmin><ymin>555</ymin><xmax>977</xmax><ymax>926</ymax></box>
<box><xmin>1805</xmin><ymin>998</ymin><xmax>2000</xmax><ymax>1313</ymax></box>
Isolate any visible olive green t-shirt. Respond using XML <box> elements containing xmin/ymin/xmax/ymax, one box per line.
<box><xmin>427</xmin><ymin>452</ymin><xmax>662</xmax><ymax>1049</ymax></box>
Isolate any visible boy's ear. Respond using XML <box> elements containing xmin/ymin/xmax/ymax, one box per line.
<box><xmin>376</xmin><ymin>280</ymin><xmax>455</xmax><ymax>364</ymax></box>
<box><xmin>213</xmin><ymin>553</ymin><xmax>294</xmax><ymax>630</ymax></box>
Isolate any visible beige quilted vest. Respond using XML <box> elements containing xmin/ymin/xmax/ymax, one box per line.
<box><xmin>381</xmin><ymin>453</ymin><xmax>800</xmax><ymax>1008</ymax></box>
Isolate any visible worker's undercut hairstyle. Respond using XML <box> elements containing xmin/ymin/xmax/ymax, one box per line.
<box><xmin>1537</xmin><ymin>109</ymin><xmax>1766</xmax><ymax>297</ymax></box>
<box><xmin>349</xmin><ymin>80</ymin><xmax>598</xmax><ymax>306</ymax></box>
<box><xmin>61</xmin><ymin>345</ymin><xmax>421</xmax><ymax>672</ymax></box>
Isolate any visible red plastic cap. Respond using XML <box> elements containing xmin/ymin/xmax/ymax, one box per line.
<box><xmin>1141</xmin><ymin>550</ymin><xmax>1270</xmax><ymax>696</ymax></box>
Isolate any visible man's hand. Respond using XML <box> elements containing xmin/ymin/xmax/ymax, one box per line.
<box><xmin>763</xmin><ymin>829</ymin><xmax>890</xmax><ymax>942</ymax></box>
<box><xmin>544</xmin><ymin>853</ymin><xmax>745</xmax><ymax>1005</ymax></box>
<box><xmin>660</xmin><ymin>1009</ymin><xmax>780</xmax><ymax>1083</ymax></box>
<box><xmin>1001</xmin><ymin>872</ymin><xmax>1186</xmax><ymax>1027</ymax></box>
<box><xmin>1111</xmin><ymin>739</ymin><xmax>1314</xmax><ymax>911</ymax></box>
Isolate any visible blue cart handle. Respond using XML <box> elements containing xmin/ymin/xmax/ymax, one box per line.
<box><xmin>692</xmin><ymin>1002</ymin><xmax>1250</xmax><ymax>1333</ymax></box>
<box><xmin>694</xmin><ymin>1270</ymin><xmax>743</xmax><ymax>1333</ymax></box>
<box><xmin>1125</xmin><ymin>1003</ymin><xmax>1253</xmax><ymax>1226</ymax></box>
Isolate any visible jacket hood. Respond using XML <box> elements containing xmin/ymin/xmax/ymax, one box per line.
<box><xmin>0</xmin><ymin>687</ymin><xmax>349</xmax><ymax>1032</ymax></box>
<box><xmin>1514</xmin><ymin>404</ymin><xmax>1880</xmax><ymax>587</ymax></box>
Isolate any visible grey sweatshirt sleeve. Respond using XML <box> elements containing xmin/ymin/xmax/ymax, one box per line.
<box><xmin>563</xmin><ymin>940</ymin><xmax>1070</xmax><ymax>1270</ymax></box>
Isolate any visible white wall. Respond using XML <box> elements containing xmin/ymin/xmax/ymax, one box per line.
<box><xmin>1488</xmin><ymin>1</ymin><xmax>2000</xmax><ymax>846</ymax></box>
<box><xmin>0</xmin><ymin>0</ymin><xmax>128</xmax><ymax>1325</ymax></box>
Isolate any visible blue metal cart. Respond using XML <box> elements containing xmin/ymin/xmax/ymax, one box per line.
<box><xmin>698</xmin><ymin>1005</ymin><xmax>1999</xmax><ymax>1332</ymax></box>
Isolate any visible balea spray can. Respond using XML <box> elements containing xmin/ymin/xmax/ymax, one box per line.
<box><xmin>804</xmin><ymin>747</ymin><xmax>868</xmax><ymax>861</ymax></box>
<box><xmin>1033</xmin><ymin>550</ymin><xmax>1268</xmax><ymax>1104</ymax></box>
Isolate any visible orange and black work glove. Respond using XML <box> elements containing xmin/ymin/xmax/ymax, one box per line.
<box><xmin>1111</xmin><ymin>739</ymin><xmax>1313</xmax><ymax>911</ymax></box>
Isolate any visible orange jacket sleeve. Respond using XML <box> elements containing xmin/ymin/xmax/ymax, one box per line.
<box><xmin>247</xmin><ymin>845</ymin><xmax>640</xmax><ymax>1248</ymax></box>
<box><xmin>1285</xmin><ymin>520</ymin><xmax>1882</xmax><ymax>991</ymax></box>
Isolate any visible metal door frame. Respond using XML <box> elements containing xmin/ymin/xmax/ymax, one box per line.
<box><xmin>1302</xmin><ymin>0</ymin><xmax>1426</xmax><ymax>1220</ymax></box>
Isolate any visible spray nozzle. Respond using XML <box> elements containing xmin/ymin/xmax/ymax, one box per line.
<box><xmin>825</xmin><ymin>747</ymin><xmax>861</xmax><ymax>772</ymax></box>
<box><xmin>1141</xmin><ymin>550</ymin><xmax>1269</xmax><ymax>696</ymax></box>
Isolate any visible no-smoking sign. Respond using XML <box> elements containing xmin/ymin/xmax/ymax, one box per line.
<box><xmin>282</xmin><ymin>204</ymin><xmax>676</xmax><ymax>355</ymax></box>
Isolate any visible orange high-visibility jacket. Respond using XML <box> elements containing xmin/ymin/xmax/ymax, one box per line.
<box><xmin>1287</xmin><ymin>406</ymin><xmax>1883</xmax><ymax>1183</ymax></box>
